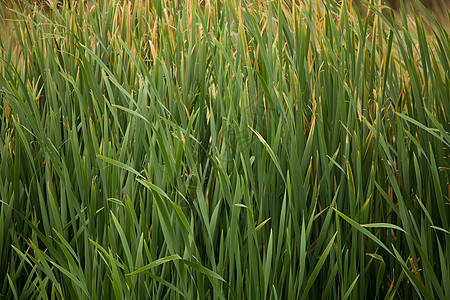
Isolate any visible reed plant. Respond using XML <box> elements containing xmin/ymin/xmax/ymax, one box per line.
<box><xmin>0</xmin><ymin>0</ymin><xmax>449</xmax><ymax>298</ymax></box>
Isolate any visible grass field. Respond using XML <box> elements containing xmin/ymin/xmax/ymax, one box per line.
<box><xmin>0</xmin><ymin>0</ymin><xmax>449</xmax><ymax>299</ymax></box>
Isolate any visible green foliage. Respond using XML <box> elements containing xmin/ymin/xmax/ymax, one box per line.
<box><xmin>0</xmin><ymin>0</ymin><xmax>449</xmax><ymax>299</ymax></box>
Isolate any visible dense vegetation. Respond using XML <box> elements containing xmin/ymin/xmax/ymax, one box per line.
<box><xmin>0</xmin><ymin>0</ymin><xmax>449</xmax><ymax>299</ymax></box>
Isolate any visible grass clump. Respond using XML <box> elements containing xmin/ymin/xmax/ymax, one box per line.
<box><xmin>0</xmin><ymin>0</ymin><xmax>449</xmax><ymax>299</ymax></box>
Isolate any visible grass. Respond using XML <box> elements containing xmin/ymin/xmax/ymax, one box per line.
<box><xmin>0</xmin><ymin>0</ymin><xmax>449</xmax><ymax>298</ymax></box>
